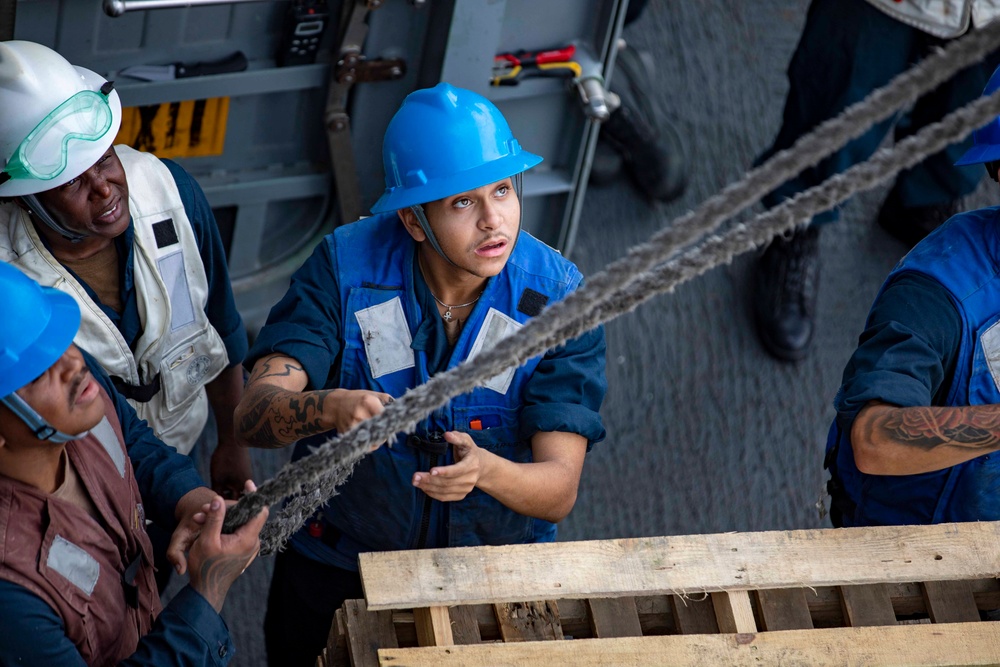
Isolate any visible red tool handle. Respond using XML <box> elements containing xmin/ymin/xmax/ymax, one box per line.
<box><xmin>496</xmin><ymin>44</ymin><xmax>576</xmax><ymax>67</ymax></box>
<box><xmin>533</xmin><ymin>44</ymin><xmax>576</xmax><ymax>64</ymax></box>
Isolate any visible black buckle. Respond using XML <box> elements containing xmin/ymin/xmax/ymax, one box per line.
<box><xmin>34</xmin><ymin>425</ymin><xmax>57</xmax><ymax>440</ymax></box>
<box><xmin>111</xmin><ymin>373</ymin><xmax>161</xmax><ymax>403</ymax></box>
<box><xmin>406</xmin><ymin>431</ymin><xmax>449</xmax><ymax>455</ymax></box>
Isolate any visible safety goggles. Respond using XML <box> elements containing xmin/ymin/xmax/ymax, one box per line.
<box><xmin>0</xmin><ymin>81</ymin><xmax>115</xmax><ymax>187</ymax></box>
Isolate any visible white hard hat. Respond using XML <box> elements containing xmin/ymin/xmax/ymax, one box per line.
<box><xmin>0</xmin><ymin>41</ymin><xmax>122</xmax><ymax>198</ymax></box>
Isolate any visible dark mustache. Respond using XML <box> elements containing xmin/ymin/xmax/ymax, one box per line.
<box><xmin>476</xmin><ymin>235</ymin><xmax>509</xmax><ymax>247</ymax></box>
<box><xmin>68</xmin><ymin>367</ymin><xmax>92</xmax><ymax>407</ymax></box>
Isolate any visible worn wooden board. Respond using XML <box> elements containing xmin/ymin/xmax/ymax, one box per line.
<box><xmin>359</xmin><ymin>522</ymin><xmax>1000</xmax><ymax>610</ymax></box>
<box><xmin>841</xmin><ymin>584</ymin><xmax>897</xmax><ymax>627</ymax></box>
<box><xmin>670</xmin><ymin>594</ymin><xmax>719</xmax><ymax>634</ymax></box>
<box><xmin>414</xmin><ymin>606</ymin><xmax>454</xmax><ymax>647</ymax></box>
<box><xmin>711</xmin><ymin>591</ymin><xmax>756</xmax><ymax>634</ymax></box>
<box><xmin>321</xmin><ymin>607</ymin><xmax>349</xmax><ymax>667</ymax></box>
<box><xmin>586</xmin><ymin>597</ymin><xmax>642</xmax><ymax>637</ymax></box>
<box><xmin>344</xmin><ymin>599</ymin><xmax>398</xmax><ymax>667</ymax></box>
<box><xmin>755</xmin><ymin>588</ymin><xmax>814</xmax><ymax>630</ymax></box>
<box><xmin>375</xmin><ymin>622</ymin><xmax>1000</xmax><ymax>666</ymax></box>
<box><xmin>448</xmin><ymin>606</ymin><xmax>482</xmax><ymax>645</ymax></box>
<box><xmin>922</xmin><ymin>580</ymin><xmax>981</xmax><ymax>624</ymax></box>
<box><xmin>494</xmin><ymin>601</ymin><xmax>563</xmax><ymax>642</ymax></box>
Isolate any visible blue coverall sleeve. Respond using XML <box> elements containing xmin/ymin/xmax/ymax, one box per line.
<box><xmin>162</xmin><ymin>159</ymin><xmax>248</xmax><ymax>368</ymax></box>
<box><xmin>246</xmin><ymin>235</ymin><xmax>343</xmax><ymax>390</ymax></box>
<box><xmin>0</xmin><ymin>580</ymin><xmax>234</xmax><ymax>666</ymax></box>
<box><xmin>834</xmin><ymin>272</ymin><xmax>961</xmax><ymax>433</ymax></box>
<box><xmin>518</xmin><ymin>324</ymin><xmax>608</xmax><ymax>447</ymax></box>
<box><xmin>82</xmin><ymin>348</ymin><xmax>205</xmax><ymax>530</ymax></box>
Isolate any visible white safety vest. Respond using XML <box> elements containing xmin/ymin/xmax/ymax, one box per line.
<box><xmin>864</xmin><ymin>0</ymin><xmax>1000</xmax><ymax>39</ymax></box>
<box><xmin>0</xmin><ymin>145</ymin><xmax>228</xmax><ymax>454</ymax></box>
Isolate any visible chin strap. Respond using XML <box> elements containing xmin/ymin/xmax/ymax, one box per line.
<box><xmin>411</xmin><ymin>172</ymin><xmax>526</xmax><ymax>266</ymax></box>
<box><xmin>509</xmin><ymin>172</ymin><xmax>523</xmax><ymax>255</ymax></box>
<box><xmin>21</xmin><ymin>194</ymin><xmax>86</xmax><ymax>243</ymax></box>
<box><xmin>410</xmin><ymin>203</ymin><xmax>460</xmax><ymax>268</ymax></box>
<box><xmin>0</xmin><ymin>392</ymin><xmax>77</xmax><ymax>443</ymax></box>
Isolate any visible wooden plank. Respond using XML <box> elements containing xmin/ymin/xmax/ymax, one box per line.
<box><xmin>493</xmin><ymin>601</ymin><xmax>563</xmax><ymax>642</ymax></box>
<box><xmin>586</xmin><ymin>597</ymin><xmax>642</xmax><ymax>637</ymax></box>
<box><xmin>755</xmin><ymin>588</ymin><xmax>814</xmax><ymax>630</ymax></box>
<box><xmin>359</xmin><ymin>522</ymin><xmax>1000</xmax><ymax>610</ymax></box>
<box><xmin>322</xmin><ymin>607</ymin><xmax>349</xmax><ymax>667</ymax></box>
<box><xmin>379</xmin><ymin>580</ymin><xmax>1000</xmax><ymax>643</ymax></box>
<box><xmin>376</xmin><ymin>622</ymin><xmax>1000</xmax><ymax>667</ymax></box>
<box><xmin>413</xmin><ymin>606</ymin><xmax>454</xmax><ymax>647</ymax></box>
<box><xmin>841</xmin><ymin>584</ymin><xmax>897</xmax><ymax>627</ymax></box>
<box><xmin>343</xmin><ymin>599</ymin><xmax>398</xmax><ymax>667</ymax></box>
<box><xmin>923</xmin><ymin>580</ymin><xmax>981</xmax><ymax>624</ymax></box>
<box><xmin>670</xmin><ymin>594</ymin><xmax>719</xmax><ymax>634</ymax></box>
<box><xmin>711</xmin><ymin>590</ymin><xmax>756</xmax><ymax>634</ymax></box>
<box><xmin>448</xmin><ymin>606</ymin><xmax>482</xmax><ymax>645</ymax></box>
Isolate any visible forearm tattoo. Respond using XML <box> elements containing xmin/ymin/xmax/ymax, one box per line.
<box><xmin>193</xmin><ymin>552</ymin><xmax>248</xmax><ymax>613</ymax></box>
<box><xmin>878</xmin><ymin>407</ymin><xmax>1000</xmax><ymax>451</ymax></box>
<box><xmin>239</xmin><ymin>359</ymin><xmax>335</xmax><ymax>448</ymax></box>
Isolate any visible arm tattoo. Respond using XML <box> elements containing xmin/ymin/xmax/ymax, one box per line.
<box><xmin>238</xmin><ymin>384</ymin><xmax>335</xmax><ymax>448</ymax></box>
<box><xmin>881</xmin><ymin>407</ymin><xmax>1000</xmax><ymax>451</ymax></box>
<box><xmin>278</xmin><ymin>392</ymin><xmax>335</xmax><ymax>440</ymax></box>
<box><xmin>250</xmin><ymin>358</ymin><xmax>305</xmax><ymax>382</ymax></box>
<box><xmin>193</xmin><ymin>552</ymin><xmax>248</xmax><ymax>613</ymax></box>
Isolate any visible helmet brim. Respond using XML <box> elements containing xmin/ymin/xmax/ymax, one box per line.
<box><xmin>0</xmin><ymin>66</ymin><xmax>122</xmax><ymax>198</ymax></box>
<box><xmin>0</xmin><ymin>285</ymin><xmax>80</xmax><ymax>397</ymax></box>
<box><xmin>370</xmin><ymin>150</ymin><xmax>543</xmax><ymax>214</ymax></box>
<box><xmin>954</xmin><ymin>142</ymin><xmax>1000</xmax><ymax>166</ymax></box>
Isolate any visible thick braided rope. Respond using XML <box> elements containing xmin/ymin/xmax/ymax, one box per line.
<box><xmin>224</xmin><ymin>23</ymin><xmax>1000</xmax><ymax>550</ymax></box>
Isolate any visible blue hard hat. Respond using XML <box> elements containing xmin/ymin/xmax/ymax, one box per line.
<box><xmin>370</xmin><ymin>83</ymin><xmax>543</xmax><ymax>213</ymax></box>
<box><xmin>0</xmin><ymin>261</ymin><xmax>79</xmax><ymax>398</ymax></box>
<box><xmin>955</xmin><ymin>65</ymin><xmax>1000</xmax><ymax>166</ymax></box>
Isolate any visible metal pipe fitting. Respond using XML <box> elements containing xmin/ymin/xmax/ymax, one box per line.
<box><xmin>104</xmin><ymin>0</ymin><xmax>269</xmax><ymax>18</ymax></box>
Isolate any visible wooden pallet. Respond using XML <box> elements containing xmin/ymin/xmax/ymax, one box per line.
<box><xmin>317</xmin><ymin>521</ymin><xmax>1000</xmax><ymax>666</ymax></box>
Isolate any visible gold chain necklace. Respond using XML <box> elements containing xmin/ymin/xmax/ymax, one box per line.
<box><xmin>428</xmin><ymin>290</ymin><xmax>482</xmax><ymax>321</ymax></box>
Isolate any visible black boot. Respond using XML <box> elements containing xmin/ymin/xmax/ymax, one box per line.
<box><xmin>876</xmin><ymin>185</ymin><xmax>959</xmax><ymax>248</ymax></box>
<box><xmin>600</xmin><ymin>103</ymin><xmax>688</xmax><ymax>202</ymax></box>
<box><xmin>753</xmin><ymin>226</ymin><xmax>821</xmax><ymax>362</ymax></box>
<box><xmin>594</xmin><ymin>43</ymin><xmax>688</xmax><ymax>202</ymax></box>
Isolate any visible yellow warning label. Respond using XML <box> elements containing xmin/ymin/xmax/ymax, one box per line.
<box><xmin>115</xmin><ymin>97</ymin><xmax>229</xmax><ymax>159</ymax></box>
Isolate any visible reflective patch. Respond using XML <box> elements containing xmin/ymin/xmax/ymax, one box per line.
<box><xmin>982</xmin><ymin>319</ymin><xmax>1000</xmax><ymax>393</ymax></box>
<box><xmin>354</xmin><ymin>296</ymin><xmax>415</xmax><ymax>378</ymax></box>
<box><xmin>47</xmin><ymin>535</ymin><xmax>99</xmax><ymax>596</ymax></box>
<box><xmin>157</xmin><ymin>250</ymin><xmax>196</xmax><ymax>331</ymax></box>
<box><xmin>90</xmin><ymin>416</ymin><xmax>125</xmax><ymax>478</ymax></box>
<box><xmin>468</xmin><ymin>308</ymin><xmax>522</xmax><ymax>395</ymax></box>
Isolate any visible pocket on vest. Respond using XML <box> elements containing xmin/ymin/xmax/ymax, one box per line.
<box><xmin>158</xmin><ymin>328</ymin><xmax>227</xmax><ymax>413</ymax></box>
